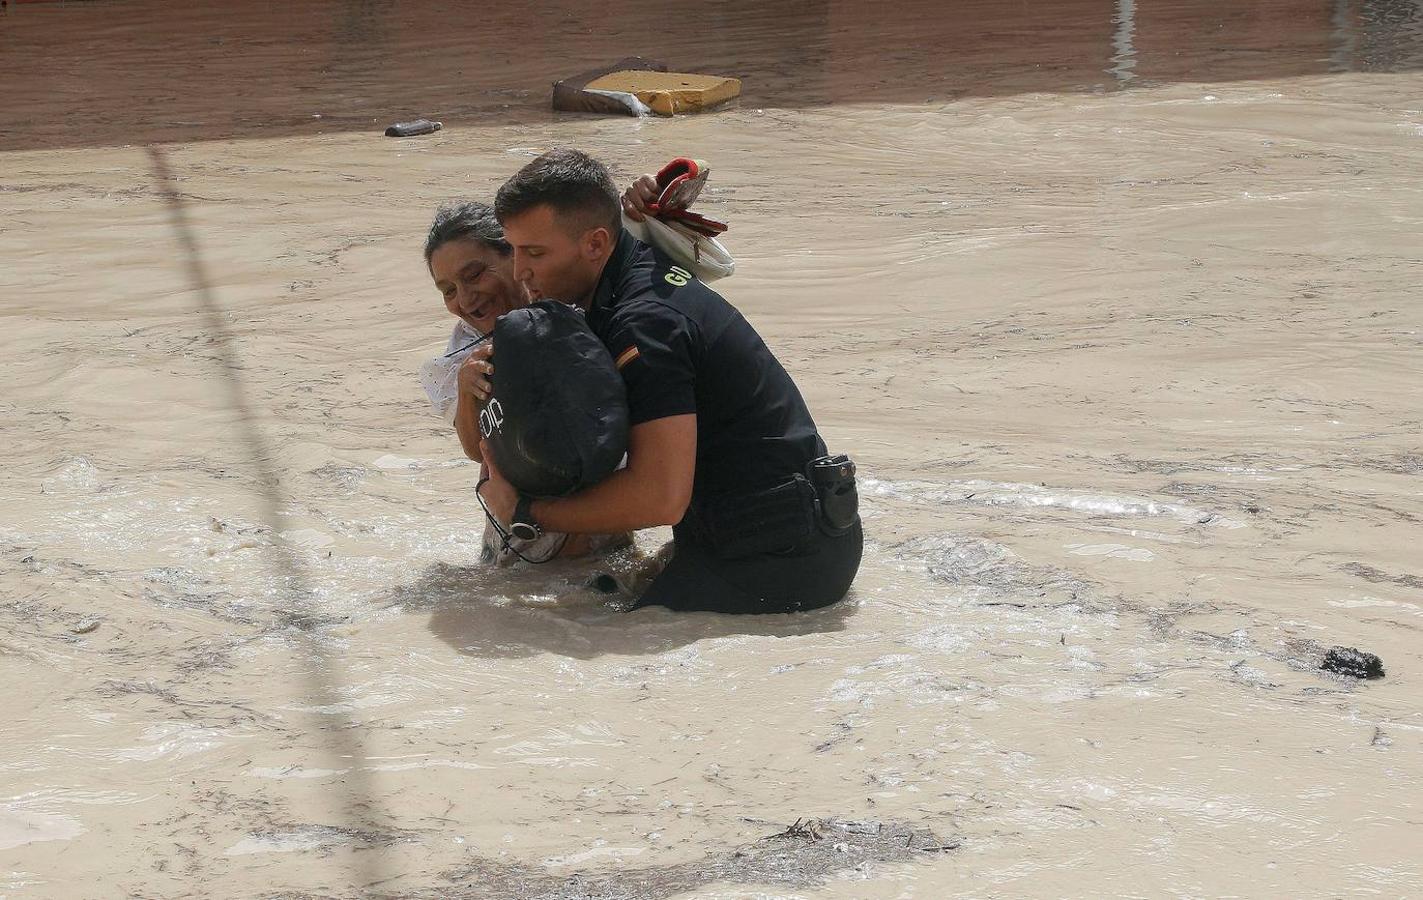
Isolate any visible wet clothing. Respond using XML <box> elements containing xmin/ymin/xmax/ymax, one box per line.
<box><xmin>634</xmin><ymin>519</ymin><xmax>863</xmax><ymax>614</ymax></box>
<box><xmin>585</xmin><ymin>230</ymin><xmax>861</xmax><ymax>613</ymax></box>
<box><xmin>586</xmin><ymin>231</ymin><xmax>824</xmax><ymax>499</ymax></box>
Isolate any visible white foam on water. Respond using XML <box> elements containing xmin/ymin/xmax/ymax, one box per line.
<box><xmin>543</xmin><ymin>842</ymin><xmax>646</xmax><ymax>867</ymax></box>
<box><xmin>372</xmin><ymin>454</ymin><xmax>422</xmax><ymax>470</ymax></box>
<box><xmin>1327</xmin><ymin>597</ymin><xmax>1422</xmax><ymax>616</ymax></box>
<box><xmin>280</xmin><ymin>693</ymin><xmax>402</xmax><ymax>715</ymax></box>
<box><xmin>366</xmin><ymin>759</ymin><xmax>490</xmax><ymax>773</ymax></box>
<box><xmin>0</xmin><ymin>807</ymin><xmax>85</xmax><ymax>851</ymax></box>
<box><xmin>1065</xmin><ymin>543</ymin><xmax>1157</xmax><ymax>561</ymax></box>
<box><xmin>862</xmin><ymin>477</ymin><xmax>1245</xmax><ymax>528</ymax></box>
<box><xmin>0</xmin><ymin>790</ymin><xmax>141</xmax><ymax>852</ymax></box>
<box><xmin>38</xmin><ymin>457</ymin><xmax>102</xmax><ymax>494</ymax></box>
<box><xmin>279</xmin><ymin>528</ymin><xmax>334</xmax><ymax>549</ymax></box>
<box><xmin>403</xmin><ymin>706</ymin><xmax>468</xmax><ymax>728</ymax></box>
<box><xmin>0</xmin><ymin>870</ymin><xmax>47</xmax><ymax>891</ymax></box>
<box><xmin>510</xmin><ymin>756</ymin><xmax>599</xmax><ymax>768</ymax></box>
<box><xmin>245</xmin><ymin>766</ymin><xmax>348</xmax><ymax>780</ymax></box>
<box><xmin>105</xmin><ymin>722</ymin><xmax>228</xmax><ymax>762</ymax></box>
<box><xmin>245</xmin><ymin>758</ymin><xmax>490</xmax><ymax>778</ymax></box>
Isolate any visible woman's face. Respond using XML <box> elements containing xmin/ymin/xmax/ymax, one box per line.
<box><xmin>428</xmin><ymin>238</ymin><xmax>524</xmax><ymax>335</ymax></box>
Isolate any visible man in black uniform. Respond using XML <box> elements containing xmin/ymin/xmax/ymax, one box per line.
<box><xmin>478</xmin><ymin>148</ymin><xmax>861</xmax><ymax>613</ymax></box>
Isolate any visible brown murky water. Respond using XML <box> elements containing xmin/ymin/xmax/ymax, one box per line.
<box><xmin>3</xmin><ymin>1</ymin><xmax>1422</xmax><ymax>896</ymax></box>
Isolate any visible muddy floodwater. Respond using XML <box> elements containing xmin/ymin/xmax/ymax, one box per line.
<box><xmin>3</xmin><ymin>1</ymin><xmax>1422</xmax><ymax>896</ymax></box>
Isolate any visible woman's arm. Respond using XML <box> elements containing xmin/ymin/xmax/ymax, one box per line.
<box><xmin>453</xmin><ymin>343</ymin><xmax>495</xmax><ymax>462</ymax></box>
<box><xmin>453</xmin><ymin>387</ymin><xmax>483</xmax><ymax>462</ymax></box>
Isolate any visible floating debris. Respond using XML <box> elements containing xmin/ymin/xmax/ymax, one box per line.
<box><xmin>552</xmin><ymin>56</ymin><xmax>667</xmax><ymax>117</ymax></box>
<box><xmin>772</xmin><ymin>816</ymin><xmax>824</xmax><ymax>840</ymax></box>
<box><xmin>384</xmin><ymin>119</ymin><xmax>442</xmax><ymax>137</ymax></box>
<box><xmin>1321</xmin><ymin>646</ymin><xmax>1385</xmax><ymax>679</ymax></box>
<box><xmin>583</xmin><ymin>70</ymin><xmax>741</xmax><ymax>117</ymax></box>
<box><xmin>436</xmin><ymin>817</ymin><xmax>957</xmax><ymax>899</ymax></box>
<box><xmin>551</xmin><ymin>57</ymin><xmax>741</xmax><ymax>117</ymax></box>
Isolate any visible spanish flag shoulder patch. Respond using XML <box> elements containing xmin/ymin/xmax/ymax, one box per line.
<box><xmin>614</xmin><ymin>345</ymin><xmax>641</xmax><ymax>370</ymax></box>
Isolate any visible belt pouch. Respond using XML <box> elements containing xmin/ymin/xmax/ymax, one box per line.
<box><xmin>807</xmin><ymin>454</ymin><xmax>860</xmax><ymax>536</ymax></box>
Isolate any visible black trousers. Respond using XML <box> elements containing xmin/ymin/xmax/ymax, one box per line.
<box><xmin>634</xmin><ymin>519</ymin><xmax>863</xmax><ymax>614</ymax></box>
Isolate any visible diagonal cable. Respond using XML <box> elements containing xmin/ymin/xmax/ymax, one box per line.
<box><xmin>147</xmin><ymin>144</ymin><xmax>382</xmax><ymax>889</ymax></box>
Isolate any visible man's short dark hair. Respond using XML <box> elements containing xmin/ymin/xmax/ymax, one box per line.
<box><xmin>495</xmin><ymin>148</ymin><xmax>622</xmax><ymax>238</ymax></box>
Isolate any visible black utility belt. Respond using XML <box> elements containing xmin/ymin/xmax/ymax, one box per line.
<box><xmin>690</xmin><ymin>454</ymin><xmax>860</xmax><ymax>560</ymax></box>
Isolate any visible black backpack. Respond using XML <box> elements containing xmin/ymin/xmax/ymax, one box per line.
<box><xmin>480</xmin><ymin>300</ymin><xmax>629</xmax><ymax>497</ymax></box>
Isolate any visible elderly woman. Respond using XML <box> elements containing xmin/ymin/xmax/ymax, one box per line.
<box><xmin>422</xmin><ymin>201</ymin><xmax>630</xmax><ymax>564</ymax></box>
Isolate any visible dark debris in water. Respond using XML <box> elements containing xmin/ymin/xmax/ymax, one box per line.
<box><xmin>414</xmin><ymin>818</ymin><xmax>957</xmax><ymax>900</ymax></box>
<box><xmin>309</xmin><ymin>462</ymin><xmax>368</xmax><ymax>492</ymax></box>
<box><xmin>896</xmin><ymin>533</ymin><xmax>1092</xmax><ymax>604</ymax></box>
<box><xmin>1356</xmin><ymin>452</ymin><xmax>1423</xmax><ymax>475</ymax></box>
<box><xmin>1320</xmin><ymin>646</ymin><xmax>1385</xmax><ymax>680</ymax></box>
<box><xmin>1338</xmin><ymin>561</ymin><xmax>1423</xmax><ymax>590</ymax></box>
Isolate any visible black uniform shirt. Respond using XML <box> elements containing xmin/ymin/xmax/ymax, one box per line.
<box><xmin>585</xmin><ymin>230</ymin><xmax>826</xmax><ymax>505</ymax></box>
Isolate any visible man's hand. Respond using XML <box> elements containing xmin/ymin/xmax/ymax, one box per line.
<box><xmin>458</xmin><ymin>341</ymin><xmax>495</xmax><ymax>404</ymax></box>
<box><xmin>477</xmin><ymin>444</ymin><xmax>518</xmax><ymax>527</ymax></box>
<box><xmin>621</xmin><ymin>174</ymin><xmax>659</xmax><ymax>222</ymax></box>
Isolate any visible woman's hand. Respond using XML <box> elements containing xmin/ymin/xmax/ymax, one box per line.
<box><xmin>457</xmin><ymin>341</ymin><xmax>495</xmax><ymax>404</ymax></box>
<box><xmin>621</xmin><ymin>174</ymin><xmax>659</xmax><ymax>222</ymax></box>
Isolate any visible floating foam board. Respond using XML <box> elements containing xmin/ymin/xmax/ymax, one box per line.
<box><xmin>551</xmin><ymin>57</ymin><xmax>668</xmax><ymax>116</ymax></box>
<box><xmin>584</xmin><ymin>70</ymin><xmax>742</xmax><ymax>116</ymax></box>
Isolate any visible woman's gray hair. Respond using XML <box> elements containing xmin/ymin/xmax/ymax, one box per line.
<box><xmin>424</xmin><ymin>201</ymin><xmax>512</xmax><ymax>263</ymax></box>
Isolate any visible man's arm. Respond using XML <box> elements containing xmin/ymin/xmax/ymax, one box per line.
<box><xmin>482</xmin><ymin>414</ymin><xmax>696</xmax><ymax>534</ymax></box>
